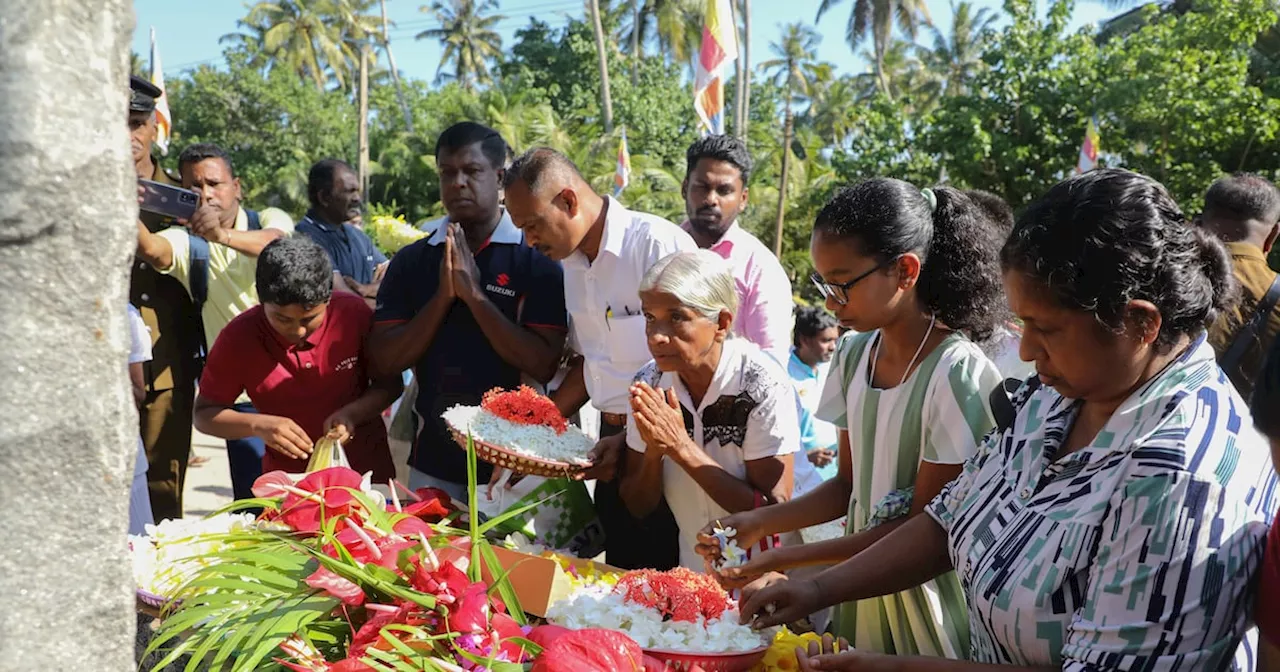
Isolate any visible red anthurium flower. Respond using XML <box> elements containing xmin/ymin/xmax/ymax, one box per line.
<box><xmin>251</xmin><ymin>470</ymin><xmax>296</xmax><ymax>499</ymax></box>
<box><xmin>392</xmin><ymin>516</ymin><xmax>434</xmax><ymax>539</ymax></box>
<box><xmin>490</xmin><ymin>612</ymin><xmax>531</xmax><ymax>663</ymax></box>
<box><xmin>370</xmin><ymin>538</ymin><xmax>420</xmax><ymax>573</ymax></box>
<box><xmin>335</xmin><ymin>524</ymin><xmax>417</xmax><ymax>569</ymax></box>
<box><xmin>530</xmin><ymin>629</ymin><xmax>646</xmax><ymax>672</ymax></box>
<box><xmin>403</xmin><ymin>487</ymin><xmax>453</xmax><ymax>522</ymax></box>
<box><xmin>305</xmin><ymin>565</ymin><xmax>365</xmax><ymax>606</ymax></box>
<box><xmin>410</xmin><ymin>558</ymin><xmax>471</xmax><ymax>606</ymax></box>
<box><xmin>449</xmin><ymin>583</ymin><xmax>493</xmax><ymax>634</ymax></box>
<box><xmin>350</xmin><ymin>603</ymin><xmax>416</xmax><ymax>659</ymax></box>
<box><xmin>280</xmin><ymin>468</ymin><xmax>365</xmax><ymax>534</ymax></box>
<box><xmin>329</xmin><ymin>661</ymin><xmax>376</xmax><ymax>672</ymax></box>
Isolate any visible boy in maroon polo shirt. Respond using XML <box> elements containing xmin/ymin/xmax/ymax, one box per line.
<box><xmin>194</xmin><ymin>237</ymin><xmax>398</xmax><ymax>482</ymax></box>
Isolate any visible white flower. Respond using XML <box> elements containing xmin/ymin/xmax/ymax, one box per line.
<box><xmin>130</xmin><ymin>512</ymin><xmax>258</xmax><ymax>596</ymax></box>
<box><xmin>545</xmin><ymin>585</ymin><xmax>768</xmax><ymax>653</ymax></box>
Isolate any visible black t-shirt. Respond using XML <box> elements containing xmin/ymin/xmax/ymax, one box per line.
<box><xmin>373</xmin><ymin>217</ymin><xmax>567</xmax><ymax>484</ymax></box>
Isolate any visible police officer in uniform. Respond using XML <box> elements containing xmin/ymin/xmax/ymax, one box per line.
<box><xmin>129</xmin><ymin>75</ymin><xmax>201</xmax><ymax>521</ymax></box>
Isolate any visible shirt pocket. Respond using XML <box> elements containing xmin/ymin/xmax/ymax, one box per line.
<box><xmin>608</xmin><ymin>315</ymin><xmax>651</xmax><ymax>371</ymax></box>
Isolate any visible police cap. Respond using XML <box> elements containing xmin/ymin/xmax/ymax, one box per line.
<box><xmin>130</xmin><ymin>74</ymin><xmax>162</xmax><ymax>114</ymax></box>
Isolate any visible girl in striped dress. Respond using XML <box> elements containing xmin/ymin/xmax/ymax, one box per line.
<box><xmin>698</xmin><ymin>179</ymin><xmax>1006</xmax><ymax>657</ymax></box>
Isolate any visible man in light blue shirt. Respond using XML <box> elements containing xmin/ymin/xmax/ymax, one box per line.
<box><xmin>788</xmin><ymin>306</ymin><xmax>841</xmax><ymax>481</ymax></box>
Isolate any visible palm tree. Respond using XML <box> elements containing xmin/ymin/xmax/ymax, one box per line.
<box><xmin>735</xmin><ymin>0</ymin><xmax>751</xmax><ymax>138</ymax></box>
<box><xmin>623</xmin><ymin>0</ymin><xmax>701</xmax><ymax>81</ymax></box>
<box><xmin>814</xmin><ymin>0</ymin><xmax>932</xmax><ymax>98</ymax></box>
<box><xmin>415</xmin><ymin>0</ymin><xmax>505</xmax><ymax>92</ymax></box>
<box><xmin>854</xmin><ymin>39</ymin><xmax>929</xmax><ymax>102</ymax></box>
<box><xmin>920</xmin><ymin>0</ymin><xmax>996</xmax><ymax>97</ymax></box>
<box><xmin>761</xmin><ymin>23</ymin><xmax>821</xmax><ymax>257</ymax></box>
<box><xmin>224</xmin><ymin>0</ymin><xmax>371</xmax><ymax>91</ymax></box>
<box><xmin>809</xmin><ymin>74</ymin><xmax>860</xmax><ymax>145</ymax></box>
<box><xmin>377</xmin><ymin>0</ymin><xmax>415</xmax><ymax>133</ymax></box>
<box><xmin>589</xmin><ymin>0</ymin><xmax>616</xmax><ymax>132</ymax></box>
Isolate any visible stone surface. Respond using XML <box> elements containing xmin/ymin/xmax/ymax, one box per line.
<box><xmin>0</xmin><ymin>1</ymin><xmax>138</xmax><ymax>670</ymax></box>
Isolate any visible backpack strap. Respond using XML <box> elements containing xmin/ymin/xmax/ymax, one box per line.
<box><xmin>246</xmin><ymin>208</ymin><xmax>262</xmax><ymax>231</ymax></box>
<box><xmin>187</xmin><ymin>233</ymin><xmax>212</xmax><ymax>362</ymax></box>
<box><xmin>1221</xmin><ymin>274</ymin><xmax>1280</xmax><ymax>374</ymax></box>
<box><xmin>188</xmin><ymin>234</ymin><xmax>211</xmax><ymax>311</ymax></box>
<box><xmin>989</xmin><ymin>375</ymin><xmax>1042</xmax><ymax>434</ymax></box>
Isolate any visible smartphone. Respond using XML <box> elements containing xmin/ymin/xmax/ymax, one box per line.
<box><xmin>139</xmin><ymin>179</ymin><xmax>199</xmax><ymax>221</ymax></box>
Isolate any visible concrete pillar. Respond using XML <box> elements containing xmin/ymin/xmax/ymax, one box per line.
<box><xmin>0</xmin><ymin>1</ymin><xmax>138</xmax><ymax>670</ymax></box>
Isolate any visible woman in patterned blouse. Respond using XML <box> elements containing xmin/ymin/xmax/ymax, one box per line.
<box><xmin>698</xmin><ymin>180</ymin><xmax>1009</xmax><ymax>657</ymax></box>
<box><xmin>742</xmin><ymin>168</ymin><xmax>1278</xmax><ymax>671</ymax></box>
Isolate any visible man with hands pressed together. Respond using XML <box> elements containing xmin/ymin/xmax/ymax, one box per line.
<box><xmin>368</xmin><ymin>123</ymin><xmax>567</xmax><ymax>500</ymax></box>
<box><xmin>194</xmin><ymin>236</ymin><xmax>397</xmax><ymax>481</ymax></box>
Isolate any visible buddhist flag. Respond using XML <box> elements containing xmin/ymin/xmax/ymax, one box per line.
<box><xmin>1076</xmin><ymin>116</ymin><xmax>1100</xmax><ymax>174</ymax></box>
<box><xmin>150</xmin><ymin>27</ymin><xmax>172</xmax><ymax>155</ymax></box>
<box><xmin>614</xmin><ymin>127</ymin><xmax>632</xmax><ymax>196</ymax></box>
<box><xmin>694</xmin><ymin>0</ymin><xmax>739</xmax><ymax>136</ymax></box>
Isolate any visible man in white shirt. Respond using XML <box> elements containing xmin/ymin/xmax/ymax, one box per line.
<box><xmin>504</xmin><ymin>147</ymin><xmax>695</xmax><ymax>569</ymax></box>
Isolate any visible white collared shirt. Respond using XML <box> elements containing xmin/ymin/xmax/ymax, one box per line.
<box><xmin>626</xmin><ymin>338</ymin><xmax>800</xmax><ymax>568</ymax></box>
<box><xmin>562</xmin><ymin>196</ymin><xmax>695</xmax><ymax>413</ymax></box>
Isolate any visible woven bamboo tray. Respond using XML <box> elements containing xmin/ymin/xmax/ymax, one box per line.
<box><xmin>446</xmin><ymin>426</ymin><xmax>588</xmax><ymax>479</ymax></box>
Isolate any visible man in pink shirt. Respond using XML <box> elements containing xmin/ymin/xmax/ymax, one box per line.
<box><xmin>681</xmin><ymin>135</ymin><xmax>794</xmax><ymax>365</ymax></box>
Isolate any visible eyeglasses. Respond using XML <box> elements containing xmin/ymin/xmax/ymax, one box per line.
<box><xmin>810</xmin><ymin>258</ymin><xmax>896</xmax><ymax>306</ymax></box>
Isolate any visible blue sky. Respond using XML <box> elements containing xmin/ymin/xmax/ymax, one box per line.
<box><xmin>132</xmin><ymin>0</ymin><xmax>1116</xmax><ymax>83</ymax></box>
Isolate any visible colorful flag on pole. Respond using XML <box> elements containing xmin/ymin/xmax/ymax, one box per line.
<box><xmin>614</xmin><ymin>127</ymin><xmax>632</xmax><ymax>196</ymax></box>
<box><xmin>1076</xmin><ymin>116</ymin><xmax>1100</xmax><ymax>174</ymax></box>
<box><xmin>694</xmin><ymin>0</ymin><xmax>739</xmax><ymax>136</ymax></box>
<box><xmin>150</xmin><ymin>27</ymin><xmax>172</xmax><ymax>156</ymax></box>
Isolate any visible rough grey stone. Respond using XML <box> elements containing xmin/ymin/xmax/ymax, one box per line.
<box><xmin>0</xmin><ymin>1</ymin><xmax>139</xmax><ymax>670</ymax></box>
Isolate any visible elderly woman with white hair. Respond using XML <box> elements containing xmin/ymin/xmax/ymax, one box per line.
<box><xmin>619</xmin><ymin>250</ymin><xmax>799</xmax><ymax>569</ymax></box>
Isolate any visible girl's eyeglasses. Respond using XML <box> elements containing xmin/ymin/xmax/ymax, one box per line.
<box><xmin>810</xmin><ymin>258</ymin><xmax>897</xmax><ymax>306</ymax></box>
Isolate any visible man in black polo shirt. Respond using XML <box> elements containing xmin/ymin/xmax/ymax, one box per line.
<box><xmin>368</xmin><ymin>123</ymin><xmax>568</xmax><ymax>499</ymax></box>
<box><xmin>296</xmin><ymin>159</ymin><xmax>388</xmax><ymax>305</ymax></box>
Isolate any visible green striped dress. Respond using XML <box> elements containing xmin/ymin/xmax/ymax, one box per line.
<box><xmin>814</xmin><ymin>330</ymin><xmax>1002</xmax><ymax>658</ymax></box>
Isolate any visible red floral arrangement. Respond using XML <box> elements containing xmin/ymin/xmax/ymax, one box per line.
<box><xmin>481</xmin><ymin>385</ymin><xmax>568</xmax><ymax>435</ymax></box>
<box><xmin>614</xmin><ymin>567</ymin><xmax>732</xmax><ymax>623</ymax></box>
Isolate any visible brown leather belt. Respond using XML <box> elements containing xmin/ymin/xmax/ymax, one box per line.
<box><xmin>600</xmin><ymin>412</ymin><xmax>627</xmax><ymax>427</ymax></box>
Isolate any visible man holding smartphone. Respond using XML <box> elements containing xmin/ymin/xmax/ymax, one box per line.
<box><xmin>134</xmin><ymin>142</ymin><xmax>294</xmax><ymax>501</ymax></box>
<box><xmin>128</xmin><ymin>75</ymin><xmax>201</xmax><ymax>521</ymax></box>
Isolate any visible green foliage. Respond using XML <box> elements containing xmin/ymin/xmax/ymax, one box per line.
<box><xmin>921</xmin><ymin>0</ymin><xmax>1099</xmax><ymax>209</ymax></box>
<box><xmin>166</xmin><ymin>50</ymin><xmax>358</xmax><ymax>215</ymax></box>
<box><xmin>1092</xmin><ymin>0</ymin><xmax>1280</xmax><ymax>213</ymax></box>
<box><xmin>163</xmin><ymin>0</ymin><xmax>1280</xmax><ymax>273</ymax></box>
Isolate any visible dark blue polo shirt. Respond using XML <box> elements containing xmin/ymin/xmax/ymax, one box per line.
<box><xmin>373</xmin><ymin>213</ymin><xmax>567</xmax><ymax>485</ymax></box>
<box><xmin>296</xmin><ymin>212</ymin><xmax>387</xmax><ymax>284</ymax></box>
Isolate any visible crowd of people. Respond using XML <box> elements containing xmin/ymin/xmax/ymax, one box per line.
<box><xmin>124</xmin><ymin>69</ymin><xmax>1280</xmax><ymax>670</ymax></box>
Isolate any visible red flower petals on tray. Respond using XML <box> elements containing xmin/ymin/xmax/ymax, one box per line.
<box><xmin>482</xmin><ymin>385</ymin><xmax>569</xmax><ymax>435</ymax></box>
<box><xmin>615</xmin><ymin>568</ymin><xmax>732</xmax><ymax>623</ymax></box>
